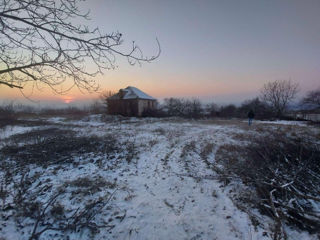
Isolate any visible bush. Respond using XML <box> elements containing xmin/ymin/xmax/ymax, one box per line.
<box><xmin>0</xmin><ymin>103</ymin><xmax>18</xmax><ymax>126</ymax></box>
<box><xmin>141</xmin><ymin>108</ymin><xmax>166</xmax><ymax>118</ymax></box>
<box><xmin>218</xmin><ymin>104</ymin><xmax>238</xmax><ymax>118</ymax></box>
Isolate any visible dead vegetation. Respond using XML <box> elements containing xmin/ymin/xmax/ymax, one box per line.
<box><xmin>123</xmin><ymin>140</ymin><xmax>138</xmax><ymax>163</ymax></box>
<box><xmin>27</xmin><ymin>189</ymin><xmax>118</xmax><ymax>240</ymax></box>
<box><xmin>64</xmin><ymin>176</ymin><xmax>117</xmax><ymax>198</ymax></box>
<box><xmin>200</xmin><ymin>141</ymin><xmax>215</xmax><ymax>164</ymax></box>
<box><xmin>216</xmin><ymin>132</ymin><xmax>320</xmax><ymax>238</ymax></box>
<box><xmin>4</xmin><ymin>128</ymin><xmax>75</xmax><ymax>146</ymax></box>
<box><xmin>180</xmin><ymin>141</ymin><xmax>197</xmax><ymax>159</ymax></box>
<box><xmin>0</xmin><ymin>131</ymin><xmax>132</xmax><ymax>239</ymax></box>
<box><xmin>1</xmin><ymin>131</ymin><xmax>120</xmax><ymax>169</ymax></box>
<box><xmin>0</xmin><ymin>170</ymin><xmax>117</xmax><ymax>239</ymax></box>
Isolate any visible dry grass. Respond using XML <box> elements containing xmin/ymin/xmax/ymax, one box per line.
<box><xmin>64</xmin><ymin>176</ymin><xmax>116</xmax><ymax>198</ymax></box>
<box><xmin>180</xmin><ymin>141</ymin><xmax>197</xmax><ymax>159</ymax></box>
<box><xmin>199</xmin><ymin>118</ymin><xmax>243</xmax><ymax>126</ymax></box>
<box><xmin>153</xmin><ymin>127</ymin><xmax>166</xmax><ymax>135</ymax></box>
<box><xmin>200</xmin><ymin>141</ymin><xmax>215</xmax><ymax>164</ymax></box>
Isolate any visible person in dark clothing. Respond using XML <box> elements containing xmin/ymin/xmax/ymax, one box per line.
<box><xmin>247</xmin><ymin>109</ymin><xmax>255</xmax><ymax>126</ymax></box>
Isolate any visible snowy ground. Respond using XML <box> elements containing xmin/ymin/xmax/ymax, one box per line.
<box><xmin>0</xmin><ymin>116</ymin><xmax>318</xmax><ymax>240</ymax></box>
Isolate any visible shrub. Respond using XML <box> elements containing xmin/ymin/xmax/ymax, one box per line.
<box><xmin>218</xmin><ymin>104</ymin><xmax>238</xmax><ymax>118</ymax></box>
<box><xmin>141</xmin><ymin>108</ymin><xmax>166</xmax><ymax>117</ymax></box>
<box><xmin>0</xmin><ymin>103</ymin><xmax>18</xmax><ymax>127</ymax></box>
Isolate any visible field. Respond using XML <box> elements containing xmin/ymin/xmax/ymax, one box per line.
<box><xmin>0</xmin><ymin>115</ymin><xmax>319</xmax><ymax>240</ymax></box>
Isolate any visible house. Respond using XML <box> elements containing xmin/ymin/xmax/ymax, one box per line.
<box><xmin>293</xmin><ymin>108</ymin><xmax>320</xmax><ymax>122</ymax></box>
<box><xmin>107</xmin><ymin>86</ymin><xmax>157</xmax><ymax>116</ymax></box>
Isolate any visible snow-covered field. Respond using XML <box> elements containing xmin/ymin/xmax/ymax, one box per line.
<box><xmin>0</xmin><ymin>116</ymin><xmax>319</xmax><ymax>240</ymax></box>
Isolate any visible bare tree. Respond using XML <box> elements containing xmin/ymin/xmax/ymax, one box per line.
<box><xmin>0</xmin><ymin>0</ymin><xmax>160</xmax><ymax>94</ymax></box>
<box><xmin>163</xmin><ymin>98</ymin><xmax>186</xmax><ymax>117</ymax></box>
<box><xmin>204</xmin><ymin>102</ymin><xmax>218</xmax><ymax>117</ymax></box>
<box><xmin>184</xmin><ymin>98</ymin><xmax>203</xmax><ymax>119</ymax></box>
<box><xmin>301</xmin><ymin>88</ymin><xmax>320</xmax><ymax>108</ymax></box>
<box><xmin>260</xmin><ymin>80</ymin><xmax>299</xmax><ymax>117</ymax></box>
<box><xmin>100</xmin><ymin>90</ymin><xmax>116</xmax><ymax>111</ymax></box>
<box><xmin>162</xmin><ymin>98</ymin><xmax>203</xmax><ymax>118</ymax></box>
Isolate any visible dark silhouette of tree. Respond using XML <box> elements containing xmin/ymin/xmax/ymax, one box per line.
<box><xmin>163</xmin><ymin>98</ymin><xmax>185</xmax><ymax>117</ymax></box>
<box><xmin>162</xmin><ymin>98</ymin><xmax>203</xmax><ymax>118</ymax></box>
<box><xmin>301</xmin><ymin>88</ymin><xmax>320</xmax><ymax>108</ymax></box>
<box><xmin>260</xmin><ymin>80</ymin><xmax>299</xmax><ymax>117</ymax></box>
<box><xmin>204</xmin><ymin>102</ymin><xmax>218</xmax><ymax>117</ymax></box>
<box><xmin>219</xmin><ymin>104</ymin><xmax>237</xmax><ymax>118</ymax></box>
<box><xmin>184</xmin><ymin>98</ymin><xmax>203</xmax><ymax>119</ymax></box>
<box><xmin>0</xmin><ymin>0</ymin><xmax>160</xmax><ymax>94</ymax></box>
<box><xmin>238</xmin><ymin>97</ymin><xmax>273</xmax><ymax>119</ymax></box>
<box><xmin>99</xmin><ymin>90</ymin><xmax>116</xmax><ymax>112</ymax></box>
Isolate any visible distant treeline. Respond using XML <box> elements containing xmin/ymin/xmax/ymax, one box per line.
<box><xmin>0</xmin><ymin>97</ymin><xmax>280</xmax><ymax>120</ymax></box>
<box><xmin>0</xmin><ymin>96</ymin><xmax>311</xmax><ymax>121</ymax></box>
<box><xmin>142</xmin><ymin>97</ymin><xmax>275</xmax><ymax>119</ymax></box>
<box><xmin>0</xmin><ymin>102</ymin><xmax>102</xmax><ymax>121</ymax></box>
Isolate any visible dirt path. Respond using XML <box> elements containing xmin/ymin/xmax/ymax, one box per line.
<box><xmin>108</xmin><ymin>123</ymin><xmax>267</xmax><ymax>240</ymax></box>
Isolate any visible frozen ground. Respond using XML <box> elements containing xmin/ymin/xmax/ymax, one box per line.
<box><xmin>0</xmin><ymin>116</ymin><xmax>318</xmax><ymax>240</ymax></box>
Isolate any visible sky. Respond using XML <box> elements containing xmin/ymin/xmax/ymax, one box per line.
<box><xmin>1</xmin><ymin>0</ymin><xmax>320</xmax><ymax>106</ymax></box>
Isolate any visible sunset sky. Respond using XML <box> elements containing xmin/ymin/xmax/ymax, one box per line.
<box><xmin>1</xmin><ymin>0</ymin><xmax>320</xmax><ymax>106</ymax></box>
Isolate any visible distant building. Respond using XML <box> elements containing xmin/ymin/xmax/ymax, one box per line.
<box><xmin>107</xmin><ymin>86</ymin><xmax>157</xmax><ymax>117</ymax></box>
<box><xmin>294</xmin><ymin>109</ymin><xmax>320</xmax><ymax>122</ymax></box>
<box><xmin>289</xmin><ymin>107</ymin><xmax>320</xmax><ymax>122</ymax></box>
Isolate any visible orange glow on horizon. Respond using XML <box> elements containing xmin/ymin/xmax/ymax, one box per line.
<box><xmin>62</xmin><ymin>96</ymin><xmax>74</xmax><ymax>104</ymax></box>
<box><xmin>0</xmin><ymin>71</ymin><xmax>266</xmax><ymax>104</ymax></box>
<box><xmin>0</xmin><ymin>78</ymin><xmax>261</xmax><ymax>103</ymax></box>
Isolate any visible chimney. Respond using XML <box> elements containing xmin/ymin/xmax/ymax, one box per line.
<box><xmin>119</xmin><ymin>89</ymin><xmax>126</xmax><ymax>99</ymax></box>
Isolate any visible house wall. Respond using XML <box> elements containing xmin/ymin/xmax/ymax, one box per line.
<box><xmin>295</xmin><ymin>113</ymin><xmax>320</xmax><ymax>122</ymax></box>
<box><xmin>108</xmin><ymin>99</ymin><xmax>156</xmax><ymax>116</ymax></box>
<box><xmin>107</xmin><ymin>99</ymin><xmax>138</xmax><ymax>116</ymax></box>
<box><xmin>137</xmin><ymin>99</ymin><xmax>156</xmax><ymax>116</ymax></box>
